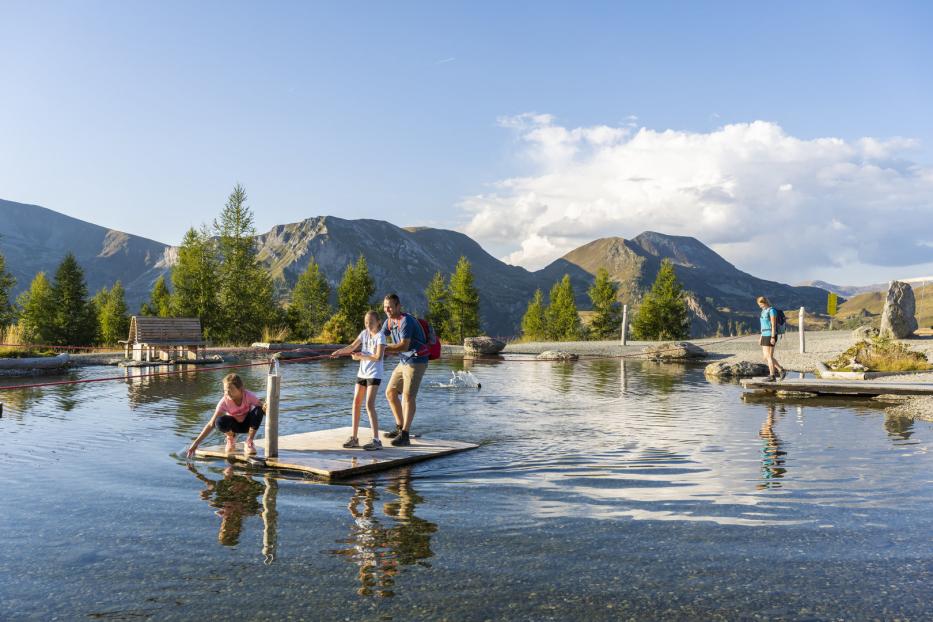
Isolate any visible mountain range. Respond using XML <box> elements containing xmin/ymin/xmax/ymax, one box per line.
<box><xmin>0</xmin><ymin>197</ymin><xmax>831</xmax><ymax>336</ymax></box>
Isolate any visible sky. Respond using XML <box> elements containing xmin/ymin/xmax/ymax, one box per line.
<box><xmin>1</xmin><ymin>1</ymin><xmax>932</xmax><ymax>285</ymax></box>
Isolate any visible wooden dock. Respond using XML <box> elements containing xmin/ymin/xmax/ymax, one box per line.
<box><xmin>195</xmin><ymin>426</ymin><xmax>478</xmax><ymax>480</ymax></box>
<box><xmin>741</xmin><ymin>377</ymin><xmax>933</xmax><ymax>397</ymax></box>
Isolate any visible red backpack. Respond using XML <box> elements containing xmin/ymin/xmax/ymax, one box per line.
<box><xmin>388</xmin><ymin>314</ymin><xmax>442</xmax><ymax>360</ymax></box>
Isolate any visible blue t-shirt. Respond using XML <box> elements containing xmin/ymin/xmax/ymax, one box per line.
<box><xmin>760</xmin><ymin>307</ymin><xmax>777</xmax><ymax>337</ymax></box>
<box><xmin>382</xmin><ymin>313</ymin><xmax>429</xmax><ymax>365</ymax></box>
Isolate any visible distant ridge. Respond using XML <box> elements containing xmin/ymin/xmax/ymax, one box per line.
<box><xmin>0</xmin><ymin>198</ymin><xmax>833</xmax><ymax>336</ymax></box>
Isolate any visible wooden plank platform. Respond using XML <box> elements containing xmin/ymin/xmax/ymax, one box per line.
<box><xmin>195</xmin><ymin>426</ymin><xmax>478</xmax><ymax>480</ymax></box>
<box><xmin>741</xmin><ymin>377</ymin><xmax>933</xmax><ymax>396</ymax></box>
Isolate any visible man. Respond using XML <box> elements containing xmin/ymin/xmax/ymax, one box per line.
<box><xmin>381</xmin><ymin>293</ymin><xmax>429</xmax><ymax>446</ymax></box>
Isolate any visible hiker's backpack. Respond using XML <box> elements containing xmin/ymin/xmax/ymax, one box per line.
<box><xmin>415</xmin><ymin>317</ymin><xmax>442</xmax><ymax>360</ymax></box>
<box><xmin>774</xmin><ymin>308</ymin><xmax>787</xmax><ymax>334</ymax></box>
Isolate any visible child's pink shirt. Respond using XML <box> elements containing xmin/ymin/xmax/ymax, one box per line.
<box><xmin>214</xmin><ymin>390</ymin><xmax>261</xmax><ymax>422</ymax></box>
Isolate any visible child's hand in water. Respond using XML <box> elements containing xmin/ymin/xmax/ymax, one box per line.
<box><xmin>186</xmin><ymin>443</ymin><xmax>198</xmax><ymax>458</ymax></box>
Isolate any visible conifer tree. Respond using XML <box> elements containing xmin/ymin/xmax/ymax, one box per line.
<box><xmin>290</xmin><ymin>258</ymin><xmax>331</xmax><ymax>340</ymax></box>
<box><xmin>214</xmin><ymin>184</ymin><xmax>275</xmax><ymax>344</ymax></box>
<box><xmin>587</xmin><ymin>268</ymin><xmax>621</xmax><ymax>340</ymax></box>
<box><xmin>630</xmin><ymin>259</ymin><xmax>690</xmax><ymax>340</ymax></box>
<box><xmin>447</xmin><ymin>256</ymin><xmax>481</xmax><ymax>342</ymax></box>
<box><xmin>51</xmin><ymin>253</ymin><xmax>97</xmax><ymax>345</ymax></box>
<box><xmin>424</xmin><ymin>271</ymin><xmax>451</xmax><ymax>341</ymax></box>
<box><xmin>0</xmin><ymin>249</ymin><xmax>15</xmax><ymax>331</ymax></box>
<box><xmin>521</xmin><ymin>289</ymin><xmax>547</xmax><ymax>341</ymax></box>
<box><xmin>172</xmin><ymin>226</ymin><xmax>221</xmax><ymax>338</ymax></box>
<box><xmin>96</xmin><ymin>281</ymin><xmax>130</xmax><ymax>345</ymax></box>
<box><xmin>331</xmin><ymin>254</ymin><xmax>375</xmax><ymax>342</ymax></box>
<box><xmin>141</xmin><ymin>275</ymin><xmax>172</xmax><ymax>317</ymax></box>
<box><xmin>545</xmin><ymin>274</ymin><xmax>581</xmax><ymax>341</ymax></box>
<box><xmin>17</xmin><ymin>272</ymin><xmax>57</xmax><ymax>344</ymax></box>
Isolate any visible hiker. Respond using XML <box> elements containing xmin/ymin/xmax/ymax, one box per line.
<box><xmin>381</xmin><ymin>293</ymin><xmax>429</xmax><ymax>447</ymax></box>
<box><xmin>186</xmin><ymin>373</ymin><xmax>265</xmax><ymax>456</ymax></box>
<box><xmin>331</xmin><ymin>310</ymin><xmax>386</xmax><ymax>451</ymax></box>
<box><xmin>757</xmin><ymin>296</ymin><xmax>786</xmax><ymax>381</ymax></box>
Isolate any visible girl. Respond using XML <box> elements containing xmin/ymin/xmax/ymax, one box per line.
<box><xmin>186</xmin><ymin>373</ymin><xmax>265</xmax><ymax>457</ymax></box>
<box><xmin>332</xmin><ymin>310</ymin><xmax>386</xmax><ymax>450</ymax></box>
<box><xmin>757</xmin><ymin>296</ymin><xmax>786</xmax><ymax>381</ymax></box>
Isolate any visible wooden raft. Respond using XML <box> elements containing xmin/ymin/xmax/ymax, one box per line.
<box><xmin>195</xmin><ymin>426</ymin><xmax>478</xmax><ymax>480</ymax></box>
<box><xmin>741</xmin><ymin>377</ymin><xmax>933</xmax><ymax>397</ymax></box>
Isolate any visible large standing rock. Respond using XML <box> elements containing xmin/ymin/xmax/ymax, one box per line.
<box><xmin>880</xmin><ymin>281</ymin><xmax>918</xmax><ymax>339</ymax></box>
<box><xmin>704</xmin><ymin>360</ymin><xmax>770</xmax><ymax>378</ymax></box>
<box><xmin>463</xmin><ymin>336</ymin><xmax>506</xmax><ymax>356</ymax></box>
<box><xmin>640</xmin><ymin>342</ymin><xmax>705</xmax><ymax>360</ymax></box>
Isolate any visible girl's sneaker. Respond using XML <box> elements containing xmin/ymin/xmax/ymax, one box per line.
<box><xmin>245</xmin><ymin>439</ymin><xmax>257</xmax><ymax>454</ymax></box>
<box><xmin>342</xmin><ymin>436</ymin><xmax>360</xmax><ymax>449</ymax></box>
<box><xmin>363</xmin><ymin>438</ymin><xmax>382</xmax><ymax>451</ymax></box>
<box><xmin>225</xmin><ymin>437</ymin><xmax>236</xmax><ymax>453</ymax></box>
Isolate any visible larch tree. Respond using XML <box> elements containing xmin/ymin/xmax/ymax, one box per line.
<box><xmin>520</xmin><ymin>288</ymin><xmax>547</xmax><ymax>341</ymax></box>
<box><xmin>290</xmin><ymin>257</ymin><xmax>331</xmax><ymax>340</ymax></box>
<box><xmin>447</xmin><ymin>256</ymin><xmax>481</xmax><ymax>343</ymax></box>
<box><xmin>172</xmin><ymin>226</ymin><xmax>221</xmax><ymax>339</ymax></box>
<box><xmin>51</xmin><ymin>253</ymin><xmax>97</xmax><ymax>345</ymax></box>
<box><xmin>545</xmin><ymin>275</ymin><xmax>581</xmax><ymax>341</ymax></box>
<box><xmin>141</xmin><ymin>275</ymin><xmax>172</xmax><ymax>317</ymax></box>
<box><xmin>424</xmin><ymin>271</ymin><xmax>451</xmax><ymax>342</ymax></box>
<box><xmin>630</xmin><ymin>259</ymin><xmax>690</xmax><ymax>341</ymax></box>
<box><xmin>587</xmin><ymin>268</ymin><xmax>621</xmax><ymax>340</ymax></box>
<box><xmin>329</xmin><ymin>254</ymin><xmax>375</xmax><ymax>342</ymax></box>
<box><xmin>96</xmin><ymin>281</ymin><xmax>130</xmax><ymax>345</ymax></box>
<box><xmin>16</xmin><ymin>272</ymin><xmax>57</xmax><ymax>344</ymax></box>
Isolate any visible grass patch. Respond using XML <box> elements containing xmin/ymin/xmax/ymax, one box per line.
<box><xmin>0</xmin><ymin>347</ymin><xmax>58</xmax><ymax>358</ymax></box>
<box><xmin>826</xmin><ymin>336</ymin><xmax>932</xmax><ymax>372</ymax></box>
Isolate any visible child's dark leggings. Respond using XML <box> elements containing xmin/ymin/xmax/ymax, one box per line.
<box><xmin>215</xmin><ymin>405</ymin><xmax>264</xmax><ymax>434</ymax></box>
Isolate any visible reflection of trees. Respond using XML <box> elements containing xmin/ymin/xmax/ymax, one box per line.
<box><xmin>757</xmin><ymin>403</ymin><xmax>787</xmax><ymax>490</ymax></box>
<box><xmin>188</xmin><ymin>464</ymin><xmax>266</xmax><ymax>547</ymax></box>
<box><xmin>883</xmin><ymin>414</ymin><xmax>914</xmax><ymax>441</ymax></box>
<box><xmin>0</xmin><ymin>387</ymin><xmax>45</xmax><ymax>418</ymax></box>
<box><xmin>584</xmin><ymin>360</ymin><xmax>618</xmax><ymax>396</ymax></box>
<box><xmin>551</xmin><ymin>362</ymin><xmax>574</xmax><ymax>394</ymax></box>
<box><xmin>637</xmin><ymin>362</ymin><xmax>687</xmax><ymax>395</ymax></box>
<box><xmin>332</xmin><ymin>469</ymin><xmax>437</xmax><ymax>598</ymax></box>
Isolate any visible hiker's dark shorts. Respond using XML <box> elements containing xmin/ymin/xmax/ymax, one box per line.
<box><xmin>215</xmin><ymin>405</ymin><xmax>264</xmax><ymax>434</ymax></box>
<box><xmin>760</xmin><ymin>335</ymin><xmax>778</xmax><ymax>347</ymax></box>
<box><xmin>356</xmin><ymin>377</ymin><xmax>382</xmax><ymax>387</ymax></box>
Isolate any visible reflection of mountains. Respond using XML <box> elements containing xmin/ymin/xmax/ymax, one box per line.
<box><xmin>331</xmin><ymin>470</ymin><xmax>437</xmax><ymax>598</ymax></box>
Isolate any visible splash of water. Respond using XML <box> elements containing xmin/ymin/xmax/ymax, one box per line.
<box><xmin>432</xmin><ymin>370</ymin><xmax>481</xmax><ymax>389</ymax></box>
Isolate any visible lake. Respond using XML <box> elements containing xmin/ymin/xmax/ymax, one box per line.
<box><xmin>2</xmin><ymin>356</ymin><xmax>931</xmax><ymax>620</ymax></box>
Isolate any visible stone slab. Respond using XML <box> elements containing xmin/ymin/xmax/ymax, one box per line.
<box><xmin>196</xmin><ymin>426</ymin><xmax>478</xmax><ymax>480</ymax></box>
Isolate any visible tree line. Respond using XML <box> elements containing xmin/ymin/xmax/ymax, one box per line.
<box><xmin>0</xmin><ymin>185</ymin><xmax>484</xmax><ymax>347</ymax></box>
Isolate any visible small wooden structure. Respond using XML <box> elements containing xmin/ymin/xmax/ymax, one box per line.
<box><xmin>121</xmin><ymin>316</ymin><xmax>206</xmax><ymax>362</ymax></box>
<box><xmin>741</xmin><ymin>377</ymin><xmax>933</xmax><ymax>397</ymax></box>
<box><xmin>195</xmin><ymin>426</ymin><xmax>478</xmax><ymax>480</ymax></box>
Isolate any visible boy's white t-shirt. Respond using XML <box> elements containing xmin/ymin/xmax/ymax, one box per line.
<box><xmin>357</xmin><ymin>329</ymin><xmax>386</xmax><ymax>379</ymax></box>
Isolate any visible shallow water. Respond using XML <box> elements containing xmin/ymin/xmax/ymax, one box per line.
<box><xmin>1</xmin><ymin>357</ymin><xmax>931</xmax><ymax>620</ymax></box>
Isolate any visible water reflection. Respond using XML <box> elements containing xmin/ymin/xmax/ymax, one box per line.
<box><xmin>884</xmin><ymin>414</ymin><xmax>914</xmax><ymax>441</ymax></box>
<box><xmin>188</xmin><ymin>464</ymin><xmax>268</xmax><ymax>548</ymax></box>
<box><xmin>758</xmin><ymin>403</ymin><xmax>787</xmax><ymax>490</ymax></box>
<box><xmin>332</xmin><ymin>469</ymin><xmax>437</xmax><ymax>597</ymax></box>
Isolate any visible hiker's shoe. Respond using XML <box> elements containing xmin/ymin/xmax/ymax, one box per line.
<box><xmin>245</xmin><ymin>439</ymin><xmax>257</xmax><ymax>454</ymax></box>
<box><xmin>342</xmin><ymin>436</ymin><xmax>360</xmax><ymax>449</ymax></box>
<box><xmin>225</xmin><ymin>437</ymin><xmax>236</xmax><ymax>453</ymax></box>
<box><xmin>384</xmin><ymin>426</ymin><xmax>402</xmax><ymax>440</ymax></box>
<box><xmin>390</xmin><ymin>431</ymin><xmax>410</xmax><ymax>447</ymax></box>
<box><xmin>764</xmin><ymin>375</ymin><xmax>776</xmax><ymax>382</ymax></box>
<box><xmin>363</xmin><ymin>438</ymin><xmax>383</xmax><ymax>451</ymax></box>
<box><xmin>778</xmin><ymin>368</ymin><xmax>787</xmax><ymax>380</ymax></box>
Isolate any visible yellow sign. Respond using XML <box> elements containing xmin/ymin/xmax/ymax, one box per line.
<box><xmin>827</xmin><ymin>292</ymin><xmax>838</xmax><ymax>316</ymax></box>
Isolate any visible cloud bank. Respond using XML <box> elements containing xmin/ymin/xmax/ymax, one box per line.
<box><xmin>462</xmin><ymin>114</ymin><xmax>933</xmax><ymax>281</ymax></box>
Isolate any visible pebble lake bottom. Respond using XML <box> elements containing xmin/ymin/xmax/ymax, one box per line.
<box><xmin>1</xmin><ymin>356</ymin><xmax>931</xmax><ymax>621</ymax></box>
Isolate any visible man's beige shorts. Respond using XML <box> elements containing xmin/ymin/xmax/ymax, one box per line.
<box><xmin>386</xmin><ymin>363</ymin><xmax>427</xmax><ymax>398</ymax></box>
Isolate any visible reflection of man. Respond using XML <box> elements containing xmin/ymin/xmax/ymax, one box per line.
<box><xmin>381</xmin><ymin>294</ymin><xmax>429</xmax><ymax>447</ymax></box>
<box><xmin>758</xmin><ymin>403</ymin><xmax>787</xmax><ymax>490</ymax></box>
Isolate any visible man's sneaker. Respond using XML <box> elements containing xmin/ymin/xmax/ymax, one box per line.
<box><xmin>342</xmin><ymin>436</ymin><xmax>360</xmax><ymax>449</ymax></box>
<box><xmin>363</xmin><ymin>438</ymin><xmax>383</xmax><ymax>451</ymax></box>
<box><xmin>390</xmin><ymin>431</ymin><xmax>411</xmax><ymax>447</ymax></box>
<box><xmin>225</xmin><ymin>436</ymin><xmax>237</xmax><ymax>453</ymax></box>
<box><xmin>384</xmin><ymin>426</ymin><xmax>402</xmax><ymax>440</ymax></box>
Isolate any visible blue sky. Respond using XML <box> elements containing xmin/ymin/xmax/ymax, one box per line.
<box><xmin>1</xmin><ymin>1</ymin><xmax>932</xmax><ymax>283</ymax></box>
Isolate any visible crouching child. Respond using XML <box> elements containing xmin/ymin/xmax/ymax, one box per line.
<box><xmin>186</xmin><ymin>373</ymin><xmax>265</xmax><ymax>457</ymax></box>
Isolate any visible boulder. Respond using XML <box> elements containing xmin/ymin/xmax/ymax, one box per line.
<box><xmin>704</xmin><ymin>360</ymin><xmax>770</xmax><ymax>378</ymax></box>
<box><xmin>463</xmin><ymin>336</ymin><xmax>506</xmax><ymax>356</ymax></box>
<box><xmin>851</xmin><ymin>325</ymin><xmax>879</xmax><ymax>342</ymax></box>
<box><xmin>641</xmin><ymin>342</ymin><xmax>705</xmax><ymax>360</ymax></box>
<box><xmin>880</xmin><ymin>281</ymin><xmax>918</xmax><ymax>338</ymax></box>
<box><xmin>536</xmin><ymin>350</ymin><xmax>579</xmax><ymax>361</ymax></box>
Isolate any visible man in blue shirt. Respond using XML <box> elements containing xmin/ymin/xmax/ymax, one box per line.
<box><xmin>381</xmin><ymin>293</ymin><xmax>429</xmax><ymax>446</ymax></box>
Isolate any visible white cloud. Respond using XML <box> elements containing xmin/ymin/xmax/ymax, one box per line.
<box><xmin>462</xmin><ymin>115</ymin><xmax>933</xmax><ymax>282</ymax></box>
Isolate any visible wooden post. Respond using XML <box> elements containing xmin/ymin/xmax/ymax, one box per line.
<box><xmin>264</xmin><ymin>359</ymin><xmax>280</xmax><ymax>458</ymax></box>
<box><xmin>621</xmin><ymin>304</ymin><xmax>628</xmax><ymax>346</ymax></box>
<box><xmin>261</xmin><ymin>474</ymin><xmax>278</xmax><ymax>564</ymax></box>
<box><xmin>799</xmin><ymin>306</ymin><xmax>806</xmax><ymax>354</ymax></box>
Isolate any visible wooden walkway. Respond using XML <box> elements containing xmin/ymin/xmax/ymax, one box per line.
<box><xmin>195</xmin><ymin>426</ymin><xmax>478</xmax><ymax>480</ymax></box>
<box><xmin>741</xmin><ymin>377</ymin><xmax>933</xmax><ymax>397</ymax></box>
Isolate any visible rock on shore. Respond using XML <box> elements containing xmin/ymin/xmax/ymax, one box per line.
<box><xmin>536</xmin><ymin>350</ymin><xmax>579</xmax><ymax>361</ymax></box>
<box><xmin>704</xmin><ymin>360</ymin><xmax>769</xmax><ymax>378</ymax></box>
<box><xmin>464</xmin><ymin>336</ymin><xmax>506</xmax><ymax>356</ymax></box>
<box><xmin>641</xmin><ymin>342</ymin><xmax>705</xmax><ymax>361</ymax></box>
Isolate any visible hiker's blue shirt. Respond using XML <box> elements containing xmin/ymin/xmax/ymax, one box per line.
<box><xmin>760</xmin><ymin>307</ymin><xmax>777</xmax><ymax>337</ymax></box>
<box><xmin>382</xmin><ymin>313</ymin><xmax>429</xmax><ymax>365</ymax></box>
